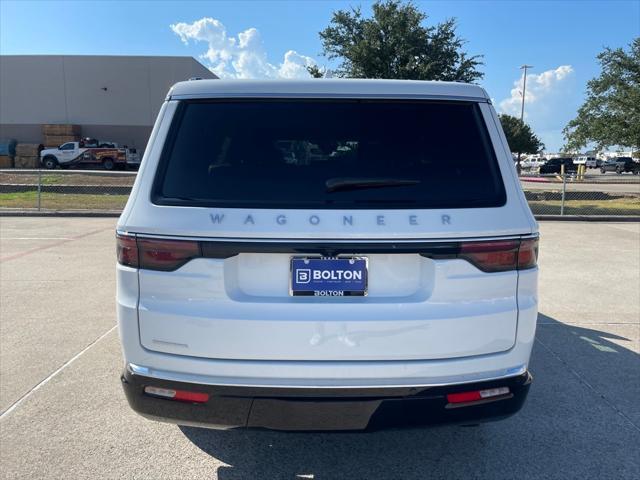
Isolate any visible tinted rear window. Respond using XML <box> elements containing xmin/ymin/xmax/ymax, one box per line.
<box><xmin>153</xmin><ymin>100</ymin><xmax>506</xmax><ymax>209</ymax></box>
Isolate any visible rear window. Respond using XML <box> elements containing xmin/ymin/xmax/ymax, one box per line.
<box><xmin>153</xmin><ymin>100</ymin><xmax>506</xmax><ymax>209</ymax></box>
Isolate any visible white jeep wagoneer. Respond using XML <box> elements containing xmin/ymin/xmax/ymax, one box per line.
<box><xmin>117</xmin><ymin>79</ymin><xmax>538</xmax><ymax>431</ymax></box>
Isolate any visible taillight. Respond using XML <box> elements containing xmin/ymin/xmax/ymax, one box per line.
<box><xmin>459</xmin><ymin>238</ymin><xmax>538</xmax><ymax>272</ymax></box>
<box><xmin>116</xmin><ymin>233</ymin><xmax>138</xmax><ymax>268</ymax></box>
<box><xmin>517</xmin><ymin>238</ymin><xmax>539</xmax><ymax>269</ymax></box>
<box><xmin>137</xmin><ymin>238</ymin><xmax>201</xmax><ymax>271</ymax></box>
<box><xmin>116</xmin><ymin>234</ymin><xmax>200</xmax><ymax>271</ymax></box>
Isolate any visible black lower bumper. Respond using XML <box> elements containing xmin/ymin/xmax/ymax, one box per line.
<box><xmin>121</xmin><ymin>369</ymin><xmax>532</xmax><ymax>432</ymax></box>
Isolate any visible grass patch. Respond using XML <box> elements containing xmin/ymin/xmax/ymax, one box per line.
<box><xmin>39</xmin><ymin>175</ymin><xmax>64</xmax><ymax>185</ymax></box>
<box><xmin>528</xmin><ymin>197</ymin><xmax>640</xmax><ymax>215</ymax></box>
<box><xmin>0</xmin><ymin>191</ymin><xmax>129</xmax><ymax>210</ymax></box>
<box><xmin>0</xmin><ymin>172</ymin><xmax>135</xmax><ymax>186</ymax></box>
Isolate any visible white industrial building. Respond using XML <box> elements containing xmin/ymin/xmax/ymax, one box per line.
<box><xmin>0</xmin><ymin>55</ymin><xmax>217</xmax><ymax>154</ymax></box>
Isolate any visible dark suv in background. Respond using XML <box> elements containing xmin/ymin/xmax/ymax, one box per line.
<box><xmin>539</xmin><ymin>157</ymin><xmax>577</xmax><ymax>174</ymax></box>
<box><xmin>600</xmin><ymin>157</ymin><xmax>640</xmax><ymax>174</ymax></box>
<box><xmin>614</xmin><ymin>157</ymin><xmax>638</xmax><ymax>174</ymax></box>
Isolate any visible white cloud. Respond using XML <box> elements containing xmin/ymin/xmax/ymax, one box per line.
<box><xmin>499</xmin><ymin>65</ymin><xmax>575</xmax><ymax>151</ymax></box>
<box><xmin>499</xmin><ymin>65</ymin><xmax>573</xmax><ymax>117</ymax></box>
<box><xmin>170</xmin><ymin>17</ymin><xmax>317</xmax><ymax>79</ymax></box>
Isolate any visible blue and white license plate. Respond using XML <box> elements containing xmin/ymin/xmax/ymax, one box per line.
<box><xmin>290</xmin><ymin>257</ymin><xmax>368</xmax><ymax>296</ymax></box>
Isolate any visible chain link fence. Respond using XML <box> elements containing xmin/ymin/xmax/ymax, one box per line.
<box><xmin>0</xmin><ymin>170</ymin><xmax>134</xmax><ymax>213</ymax></box>
<box><xmin>1</xmin><ymin>169</ymin><xmax>639</xmax><ymax>217</ymax></box>
<box><xmin>521</xmin><ymin>173</ymin><xmax>640</xmax><ymax>217</ymax></box>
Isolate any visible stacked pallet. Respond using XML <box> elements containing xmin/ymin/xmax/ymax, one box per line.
<box><xmin>14</xmin><ymin>143</ymin><xmax>43</xmax><ymax>169</ymax></box>
<box><xmin>42</xmin><ymin>124</ymin><xmax>81</xmax><ymax>147</ymax></box>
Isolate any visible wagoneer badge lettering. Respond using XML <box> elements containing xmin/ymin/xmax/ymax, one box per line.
<box><xmin>209</xmin><ymin>213</ymin><xmax>453</xmax><ymax>226</ymax></box>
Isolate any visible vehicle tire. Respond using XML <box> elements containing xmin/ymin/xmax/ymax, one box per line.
<box><xmin>600</xmin><ymin>168</ymin><xmax>606</xmax><ymax>174</ymax></box>
<box><xmin>616</xmin><ymin>167</ymin><xmax>622</xmax><ymax>175</ymax></box>
<box><xmin>42</xmin><ymin>156</ymin><xmax>58</xmax><ymax>169</ymax></box>
<box><xmin>103</xmin><ymin>158</ymin><xmax>115</xmax><ymax>170</ymax></box>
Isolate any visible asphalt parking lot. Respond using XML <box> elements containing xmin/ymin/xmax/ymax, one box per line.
<box><xmin>1</xmin><ymin>218</ymin><xmax>639</xmax><ymax>479</ymax></box>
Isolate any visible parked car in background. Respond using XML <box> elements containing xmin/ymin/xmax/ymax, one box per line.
<box><xmin>611</xmin><ymin>157</ymin><xmax>640</xmax><ymax>174</ymax></box>
<box><xmin>575</xmin><ymin>156</ymin><xmax>598</xmax><ymax>168</ymax></box>
<box><xmin>600</xmin><ymin>159</ymin><xmax>618</xmax><ymax>173</ymax></box>
<box><xmin>521</xmin><ymin>157</ymin><xmax>545</xmax><ymax>170</ymax></box>
<box><xmin>539</xmin><ymin>157</ymin><xmax>576</xmax><ymax>174</ymax></box>
<box><xmin>600</xmin><ymin>157</ymin><xmax>640</xmax><ymax>173</ymax></box>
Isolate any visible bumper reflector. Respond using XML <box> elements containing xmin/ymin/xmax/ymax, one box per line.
<box><xmin>447</xmin><ymin>387</ymin><xmax>509</xmax><ymax>404</ymax></box>
<box><xmin>144</xmin><ymin>386</ymin><xmax>209</xmax><ymax>403</ymax></box>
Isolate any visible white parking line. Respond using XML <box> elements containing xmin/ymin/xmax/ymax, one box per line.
<box><xmin>0</xmin><ymin>325</ymin><xmax>117</xmax><ymax>420</ymax></box>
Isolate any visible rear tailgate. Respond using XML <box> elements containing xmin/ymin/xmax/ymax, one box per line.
<box><xmin>137</xmin><ymin>247</ymin><xmax>519</xmax><ymax>361</ymax></box>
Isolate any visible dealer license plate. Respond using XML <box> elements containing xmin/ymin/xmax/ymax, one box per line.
<box><xmin>290</xmin><ymin>257</ymin><xmax>368</xmax><ymax>296</ymax></box>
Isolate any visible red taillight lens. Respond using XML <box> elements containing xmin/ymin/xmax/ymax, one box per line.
<box><xmin>447</xmin><ymin>387</ymin><xmax>510</xmax><ymax>404</ymax></box>
<box><xmin>144</xmin><ymin>386</ymin><xmax>209</xmax><ymax>403</ymax></box>
<box><xmin>459</xmin><ymin>238</ymin><xmax>538</xmax><ymax>272</ymax></box>
<box><xmin>137</xmin><ymin>238</ymin><xmax>201</xmax><ymax>271</ymax></box>
<box><xmin>517</xmin><ymin>238</ymin><xmax>539</xmax><ymax>270</ymax></box>
<box><xmin>446</xmin><ymin>391</ymin><xmax>482</xmax><ymax>403</ymax></box>
<box><xmin>116</xmin><ymin>233</ymin><xmax>138</xmax><ymax>268</ymax></box>
<box><xmin>116</xmin><ymin>234</ymin><xmax>200</xmax><ymax>271</ymax></box>
<box><xmin>459</xmin><ymin>240</ymin><xmax>519</xmax><ymax>272</ymax></box>
<box><xmin>174</xmin><ymin>390</ymin><xmax>209</xmax><ymax>403</ymax></box>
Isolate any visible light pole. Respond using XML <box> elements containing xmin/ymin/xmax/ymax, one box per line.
<box><xmin>520</xmin><ymin>64</ymin><xmax>533</xmax><ymax>121</ymax></box>
<box><xmin>517</xmin><ymin>65</ymin><xmax>533</xmax><ymax>174</ymax></box>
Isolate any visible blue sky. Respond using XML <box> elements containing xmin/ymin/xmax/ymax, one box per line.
<box><xmin>1</xmin><ymin>0</ymin><xmax>638</xmax><ymax>151</ymax></box>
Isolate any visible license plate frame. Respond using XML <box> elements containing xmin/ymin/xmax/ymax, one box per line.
<box><xmin>290</xmin><ymin>256</ymin><xmax>368</xmax><ymax>297</ymax></box>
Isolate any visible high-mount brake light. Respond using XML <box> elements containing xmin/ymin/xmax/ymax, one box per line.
<box><xmin>459</xmin><ymin>238</ymin><xmax>538</xmax><ymax>272</ymax></box>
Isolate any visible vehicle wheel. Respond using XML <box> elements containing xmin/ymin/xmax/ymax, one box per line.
<box><xmin>616</xmin><ymin>168</ymin><xmax>622</xmax><ymax>175</ymax></box>
<box><xmin>600</xmin><ymin>168</ymin><xmax>606</xmax><ymax>174</ymax></box>
<box><xmin>103</xmin><ymin>158</ymin><xmax>115</xmax><ymax>170</ymax></box>
<box><xmin>42</xmin><ymin>156</ymin><xmax>58</xmax><ymax>169</ymax></box>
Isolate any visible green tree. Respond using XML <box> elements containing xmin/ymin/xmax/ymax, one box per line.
<box><xmin>499</xmin><ymin>114</ymin><xmax>544</xmax><ymax>171</ymax></box>
<box><xmin>306</xmin><ymin>65</ymin><xmax>326</xmax><ymax>78</ymax></box>
<box><xmin>563</xmin><ymin>38</ymin><xmax>640</xmax><ymax>152</ymax></box>
<box><xmin>317</xmin><ymin>0</ymin><xmax>483</xmax><ymax>82</ymax></box>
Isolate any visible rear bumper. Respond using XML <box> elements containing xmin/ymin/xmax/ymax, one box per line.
<box><xmin>121</xmin><ymin>368</ymin><xmax>532</xmax><ymax>432</ymax></box>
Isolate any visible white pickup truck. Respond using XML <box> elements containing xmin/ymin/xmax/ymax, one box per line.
<box><xmin>40</xmin><ymin>140</ymin><xmax>140</xmax><ymax>170</ymax></box>
<box><xmin>575</xmin><ymin>156</ymin><xmax>598</xmax><ymax>168</ymax></box>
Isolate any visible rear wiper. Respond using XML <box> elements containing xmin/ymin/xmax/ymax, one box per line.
<box><xmin>325</xmin><ymin>177</ymin><xmax>420</xmax><ymax>193</ymax></box>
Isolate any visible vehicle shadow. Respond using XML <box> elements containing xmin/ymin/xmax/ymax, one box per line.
<box><xmin>180</xmin><ymin>313</ymin><xmax>640</xmax><ymax>480</ymax></box>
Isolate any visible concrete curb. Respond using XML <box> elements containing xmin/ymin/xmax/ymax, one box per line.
<box><xmin>1</xmin><ymin>184</ymin><xmax>132</xmax><ymax>194</ymax></box>
<box><xmin>0</xmin><ymin>210</ymin><xmax>121</xmax><ymax>217</ymax></box>
<box><xmin>534</xmin><ymin>215</ymin><xmax>640</xmax><ymax>222</ymax></box>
